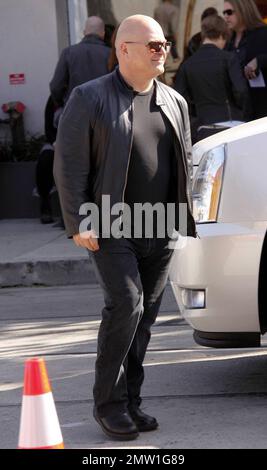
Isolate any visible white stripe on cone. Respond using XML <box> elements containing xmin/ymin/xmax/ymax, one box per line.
<box><xmin>18</xmin><ymin>392</ymin><xmax>63</xmax><ymax>448</ymax></box>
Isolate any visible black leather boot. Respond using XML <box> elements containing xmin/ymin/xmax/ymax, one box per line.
<box><xmin>93</xmin><ymin>408</ymin><xmax>139</xmax><ymax>441</ymax></box>
<box><xmin>40</xmin><ymin>197</ymin><xmax>53</xmax><ymax>224</ymax></box>
<box><xmin>128</xmin><ymin>406</ymin><xmax>158</xmax><ymax>432</ymax></box>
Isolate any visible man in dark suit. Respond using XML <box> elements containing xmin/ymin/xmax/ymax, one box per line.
<box><xmin>50</xmin><ymin>16</ymin><xmax>110</xmax><ymax>106</ymax></box>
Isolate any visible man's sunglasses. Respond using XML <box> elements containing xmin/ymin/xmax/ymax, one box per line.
<box><xmin>125</xmin><ymin>41</ymin><xmax>172</xmax><ymax>53</ymax></box>
<box><xmin>223</xmin><ymin>9</ymin><xmax>235</xmax><ymax>16</ymax></box>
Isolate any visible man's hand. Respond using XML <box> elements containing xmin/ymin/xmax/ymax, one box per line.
<box><xmin>73</xmin><ymin>230</ymin><xmax>99</xmax><ymax>252</ymax></box>
<box><xmin>244</xmin><ymin>58</ymin><xmax>258</xmax><ymax>80</ymax></box>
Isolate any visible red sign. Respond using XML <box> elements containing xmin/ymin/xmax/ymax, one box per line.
<box><xmin>9</xmin><ymin>73</ymin><xmax>25</xmax><ymax>85</ymax></box>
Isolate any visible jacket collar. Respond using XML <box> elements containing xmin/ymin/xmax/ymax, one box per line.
<box><xmin>228</xmin><ymin>30</ymin><xmax>247</xmax><ymax>49</ymax></box>
<box><xmin>113</xmin><ymin>67</ymin><xmax>166</xmax><ymax>106</ymax></box>
<box><xmin>82</xmin><ymin>34</ymin><xmax>106</xmax><ymax>46</ymax></box>
<box><xmin>200</xmin><ymin>43</ymin><xmax>219</xmax><ymax>49</ymax></box>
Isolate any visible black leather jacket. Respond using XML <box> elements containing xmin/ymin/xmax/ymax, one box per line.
<box><xmin>54</xmin><ymin>68</ymin><xmax>196</xmax><ymax>238</ymax></box>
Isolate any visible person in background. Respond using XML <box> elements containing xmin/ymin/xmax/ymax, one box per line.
<box><xmin>104</xmin><ymin>23</ymin><xmax>116</xmax><ymax>47</ymax></box>
<box><xmin>174</xmin><ymin>15</ymin><xmax>250</xmax><ymax>142</ymax></box>
<box><xmin>154</xmin><ymin>0</ymin><xmax>181</xmax><ymax>59</ymax></box>
<box><xmin>183</xmin><ymin>7</ymin><xmax>218</xmax><ymax>60</ymax></box>
<box><xmin>36</xmin><ymin>96</ymin><xmax>57</xmax><ymax>224</ymax></box>
<box><xmin>224</xmin><ymin>0</ymin><xmax>267</xmax><ymax>119</ymax></box>
<box><xmin>50</xmin><ymin>16</ymin><xmax>110</xmax><ymax>106</ymax></box>
<box><xmin>108</xmin><ymin>26</ymin><xmax>119</xmax><ymax>72</ymax></box>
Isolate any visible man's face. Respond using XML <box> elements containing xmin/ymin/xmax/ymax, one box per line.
<box><xmin>120</xmin><ymin>25</ymin><xmax>168</xmax><ymax>79</ymax></box>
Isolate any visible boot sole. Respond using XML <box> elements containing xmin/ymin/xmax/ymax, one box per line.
<box><xmin>134</xmin><ymin>422</ymin><xmax>159</xmax><ymax>432</ymax></box>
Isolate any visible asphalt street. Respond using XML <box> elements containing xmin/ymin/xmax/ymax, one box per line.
<box><xmin>1</xmin><ymin>284</ymin><xmax>267</xmax><ymax>449</ymax></box>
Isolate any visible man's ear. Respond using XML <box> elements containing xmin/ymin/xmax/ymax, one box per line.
<box><xmin>120</xmin><ymin>43</ymin><xmax>129</xmax><ymax>56</ymax></box>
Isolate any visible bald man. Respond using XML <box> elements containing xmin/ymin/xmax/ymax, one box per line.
<box><xmin>54</xmin><ymin>15</ymin><xmax>196</xmax><ymax>441</ymax></box>
<box><xmin>50</xmin><ymin>16</ymin><xmax>110</xmax><ymax>105</ymax></box>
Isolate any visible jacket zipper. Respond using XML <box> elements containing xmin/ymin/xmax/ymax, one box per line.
<box><xmin>121</xmin><ymin>100</ymin><xmax>134</xmax><ymax>217</ymax></box>
<box><xmin>120</xmin><ymin>99</ymin><xmax>134</xmax><ymax>234</ymax></box>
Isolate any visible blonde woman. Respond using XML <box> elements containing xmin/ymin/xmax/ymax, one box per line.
<box><xmin>224</xmin><ymin>0</ymin><xmax>267</xmax><ymax>118</ymax></box>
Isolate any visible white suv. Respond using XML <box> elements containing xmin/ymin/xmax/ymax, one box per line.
<box><xmin>169</xmin><ymin>117</ymin><xmax>267</xmax><ymax>348</ymax></box>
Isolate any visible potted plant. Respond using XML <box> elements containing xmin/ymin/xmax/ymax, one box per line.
<box><xmin>0</xmin><ymin>102</ymin><xmax>46</xmax><ymax>218</ymax></box>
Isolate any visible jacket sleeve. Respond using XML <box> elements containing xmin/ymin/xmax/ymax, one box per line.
<box><xmin>246</xmin><ymin>27</ymin><xmax>267</xmax><ymax>76</ymax></box>
<box><xmin>174</xmin><ymin>93</ymin><xmax>193</xmax><ymax>188</ymax></box>
<box><xmin>173</xmin><ymin>64</ymin><xmax>196</xmax><ymax>119</ymax></box>
<box><xmin>173</xmin><ymin>64</ymin><xmax>190</xmax><ymax>102</ymax></box>
<box><xmin>181</xmin><ymin>97</ymin><xmax>193</xmax><ymax>186</ymax></box>
<box><xmin>50</xmin><ymin>48</ymin><xmax>70</xmax><ymax>106</ymax></box>
<box><xmin>257</xmin><ymin>54</ymin><xmax>267</xmax><ymax>70</ymax></box>
<box><xmin>178</xmin><ymin>94</ymin><xmax>195</xmax><ymax>233</ymax></box>
<box><xmin>53</xmin><ymin>87</ymin><xmax>92</xmax><ymax>237</ymax></box>
<box><xmin>227</xmin><ymin>53</ymin><xmax>252</xmax><ymax>120</ymax></box>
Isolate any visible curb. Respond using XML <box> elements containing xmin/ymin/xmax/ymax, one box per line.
<box><xmin>0</xmin><ymin>258</ymin><xmax>97</xmax><ymax>288</ymax></box>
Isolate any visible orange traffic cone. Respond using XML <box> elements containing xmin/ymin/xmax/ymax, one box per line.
<box><xmin>18</xmin><ymin>357</ymin><xmax>64</xmax><ymax>449</ymax></box>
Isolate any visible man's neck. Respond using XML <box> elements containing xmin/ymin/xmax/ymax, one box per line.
<box><xmin>83</xmin><ymin>33</ymin><xmax>102</xmax><ymax>40</ymax></box>
<box><xmin>119</xmin><ymin>68</ymin><xmax>154</xmax><ymax>93</ymax></box>
<box><xmin>202</xmin><ymin>39</ymin><xmax>220</xmax><ymax>48</ymax></box>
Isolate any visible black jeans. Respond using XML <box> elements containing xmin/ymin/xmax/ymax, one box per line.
<box><xmin>90</xmin><ymin>236</ymin><xmax>174</xmax><ymax>417</ymax></box>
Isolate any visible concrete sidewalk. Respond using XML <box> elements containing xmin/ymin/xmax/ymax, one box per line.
<box><xmin>0</xmin><ymin>219</ymin><xmax>96</xmax><ymax>287</ymax></box>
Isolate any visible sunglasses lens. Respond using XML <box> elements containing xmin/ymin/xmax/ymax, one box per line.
<box><xmin>148</xmin><ymin>41</ymin><xmax>171</xmax><ymax>52</ymax></box>
<box><xmin>148</xmin><ymin>42</ymin><xmax>162</xmax><ymax>52</ymax></box>
<box><xmin>223</xmin><ymin>9</ymin><xmax>234</xmax><ymax>16</ymax></box>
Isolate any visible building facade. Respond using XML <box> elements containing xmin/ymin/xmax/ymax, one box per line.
<box><xmin>0</xmin><ymin>0</ymin><xmax>87</xmax><ymax>138</ymax></box>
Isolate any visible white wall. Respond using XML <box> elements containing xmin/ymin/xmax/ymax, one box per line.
<box><xmin>111</xmin><ymin>0</ymin><xmax>159</xmax><ymax>22</ymax></box>
<box><xmin>68</xmin><ymin>0</ymin><xmax>88</xmax><ymax>44</ymax></box>
<box><xmin>0</xmin><ymin>0</ymin><xmax>59</xmax><ymax>137</ymax></box>
<box><xmin>190</xmin><ymin>0</ymin><xmax>224</xmax><ymax>35</ymax></box>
